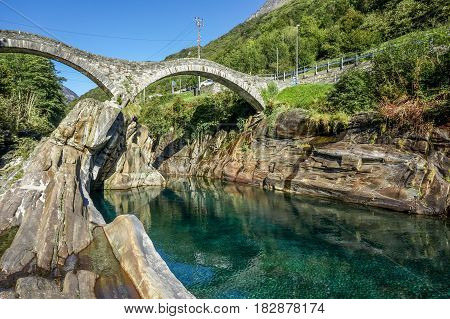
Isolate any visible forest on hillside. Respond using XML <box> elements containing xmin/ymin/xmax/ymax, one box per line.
<box><xmin>168</xmin><ymin>0</ymin><xmax>449</xmax><ymax>75</ymax></box>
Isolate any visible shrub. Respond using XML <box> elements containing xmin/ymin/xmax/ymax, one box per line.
<box><xmin>327</xmin><ymin>69</ymin><xmax>376</xmax><ymax>114</ymax></box>
<box><xmin>261</xmin><ymin>82</ymin><xmax>279</xmax><ymax>104</ymax></box>
<box><xmin>138</xmin><ymin>91</ymin><xmax>254</xmax><ymax>139</ymax></box>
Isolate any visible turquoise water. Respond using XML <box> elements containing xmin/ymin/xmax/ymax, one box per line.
<box><xmin>92</xmin><ymin>178</ymin><xmax>450</xmax><ymax>299</ymax></box>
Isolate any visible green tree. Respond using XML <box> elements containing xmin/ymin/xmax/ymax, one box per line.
<box><xmin>0</xmin><ymin>54</ymin><xmax>66</xmax><ymax>156</ymax></box>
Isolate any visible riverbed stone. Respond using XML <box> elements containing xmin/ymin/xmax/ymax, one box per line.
<box><xmin>63</xmin><ymin>270</ymin><xmax>98</xmax><ymax>299</ymax></box>
<box><xmin>15</xmin><ymin>276</ymin><xmax>64</xmax><ymax>299</ymax></box>
<box><xmin>0</xmin><ymin>289</ymin><xmax>16</xmax><ymax>299</ymax></box>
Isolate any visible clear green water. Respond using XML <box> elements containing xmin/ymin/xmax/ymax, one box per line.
<box><xmin>92</xmin><ymin>178</ymin><xmax>450</xmax><ymax>299</ymax></box>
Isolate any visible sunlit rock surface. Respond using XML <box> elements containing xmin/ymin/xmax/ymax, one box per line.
<box><xmin>0</xmin><ymin>99</ymin><xmax>121</xmax><ymax>278</ymax></box>
<box><xmin>102</xmin><ymin>121</ymin><xmax>166</xmax><ymax>190</ymax></box>
<box><xmin>104</xmin><ymin>215</ymin><xmax>194</xmax><ymax>299</ymax></box>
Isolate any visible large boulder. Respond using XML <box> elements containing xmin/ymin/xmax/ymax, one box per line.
<box><xmin>103</xmin><ymin>215</ymin><xmax>194</xmax><ymax>299</ymax></box>
<box><xmin>0</xmin><ymin>98</ymin><xmax>194</xmax><ymax>299</ymax></box>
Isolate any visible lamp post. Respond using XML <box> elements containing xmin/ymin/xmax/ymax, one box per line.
<box><xmin>276</xmin><ymin>47</ymin><xmax>279</xmax><ymax>79</ymax></box>
<box><xmin>296</xmin><ymin>24</ymin><xmax>300</xmax><ymax>84</ymax></box>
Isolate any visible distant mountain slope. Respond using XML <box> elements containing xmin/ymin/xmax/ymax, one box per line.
<box><xmin>165</xmin><ymin>0</ymin><xmax>448</xmax><ymax>75</ymax></box>
<box><xmin>248</xmin><ymin>0</ymin><xmax>293</xmax><ymax>21</ymax></box>
<box><xmin>62</xmin><ymin>86</ymin><xmax>78</xmax><ymax>102</ymax></box>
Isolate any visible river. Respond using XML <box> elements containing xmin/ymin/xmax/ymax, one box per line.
<box><xmin>92</xmin><ymin>178</ymin><xmax>450</xmax><ymax>299</ymax></box>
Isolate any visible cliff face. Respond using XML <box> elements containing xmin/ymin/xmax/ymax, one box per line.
<box><xmin>62</xmin><ymin>86</ymin><xmax>79</xmax><ymax>103</ymax></box>
<box><xmin>0</xmin><ymin>99</ymin><xmax>188</xmax><ymax>299</ymax></box>
<box><xmin>248</xmin><ymin>0</ymin><xmax>293</xmax><ymax>20</ymax></box>
<box><xmin>149</xmin><ymin>110</ymin><xmax>449</xmax><ymax>217</ymax></box>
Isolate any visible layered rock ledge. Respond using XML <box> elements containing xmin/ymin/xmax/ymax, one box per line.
<box><xmin>152</xmin><ymin>110</ymin><xmax>449</xmax><ymax>217</ymax></box>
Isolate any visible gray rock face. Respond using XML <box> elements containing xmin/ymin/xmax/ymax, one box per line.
<box><xmin>62</xmin><ymin>86</ymin><xmax>79</xmax><ymax>103</ymax></box>
<box><xmin>15</xmin><ymin>277</ymin><xmax>65</xmax><ymax>299</ymax></box>
<box><xmin>153</xmin><ymin>110</ymin><xmax>449</xmax><ymax>217</ymax></box>
<box><xmin>62</xmin><ymin>270</ymin><xmax>98</xmax><ymax>299</ymax></box>
<box><xmin>102</xmin><ymin>121</ymin><xmax>166</xmax><ymax>190</ymax></box>
<box><xmin>0</xmin><ymin>289</ymin><xmax>16</xmax><ymax>299</ymax></box>
<box><xmin>0</xmin><ymin>102</ymin><xmax>115</xmax><ymax>282</ymax></box>
<box><xmin>0</xmin><ymin>98</ymin><xmax>194</xmax><ymax>299</ymax></box>
<box><xmin>104</xmin><ymin>215</ymin><xmax>194</xmax><ymax>299</ymax></box>
<box><xmin>248</xmin><ymin>0</ymin><xmax>293</xmax><ymax>20</ymax></box>
<box><xmin>0</xmin><ymin>99</ymin><xmax>121</xmax><ymax>278</ymax></box>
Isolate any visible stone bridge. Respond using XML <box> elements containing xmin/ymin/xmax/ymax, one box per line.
<box><xmin>0</xmin><ymin>30</ymin><xmax>269</xmax><ymax>111</ymax></box>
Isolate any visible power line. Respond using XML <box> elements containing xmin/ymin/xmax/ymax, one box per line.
<box><xmin>0</xmin><ymin>18</ymin><xmax>195</xmax><ymax>42</ymax></box>
<box><xmin>0</xmin><ymin>0</ymin><xmax>60</xmax><ymax>41</ymax></box>
<box><xmin>150</xmin><ymin>21</ymin><xmax>195</xmax><ymax>60</ymax></box>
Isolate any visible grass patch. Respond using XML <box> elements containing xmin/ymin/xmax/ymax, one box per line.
<box><xmin>276</xmin><ymin>84</ymin><xmax>334</xmax><ymax>110</ymax></box>
<box><xmin>265</xmin><ymin>83</ymin><xmax>349</xmax><ymax>131</ymax></box>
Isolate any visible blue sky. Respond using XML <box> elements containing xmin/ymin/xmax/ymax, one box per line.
<box><xmin>0</xmin><ymin>0</ymin><xmax>265</xmax><ymax>95</ymax></box>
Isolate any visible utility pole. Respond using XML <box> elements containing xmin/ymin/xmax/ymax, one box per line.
<box><xmin>195</xmin><ymin>17</ymin><xmax>204</xmax><ymax>93</ymax></box>
<box><xmin>296</xmin><ymin>24</ymin><xmax>300</xmax><ymax>85</ymax></box>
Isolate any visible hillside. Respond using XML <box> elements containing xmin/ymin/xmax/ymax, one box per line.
<box><xmin>166</xmin><ymin>0</ymin><xmax>448</xmax><ymax>75</ymax></box>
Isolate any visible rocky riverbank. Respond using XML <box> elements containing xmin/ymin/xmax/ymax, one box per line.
<box><xmin>0</xmin><ymin>98</ymin><xmax>448</xmax><ymax>298</ymax></box>
<box><xmin>149</xmin><ymin>109</ymin><xmax>449</xmax><ymax>217</ymax></box>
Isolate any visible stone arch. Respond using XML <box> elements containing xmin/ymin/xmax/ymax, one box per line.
<box><xmin>0</xmin><ymin>30</ymin><xmax>268</xmax><ymax>111</ymax></box>
<box><xmin>0</xmin><ymin>30</ymin><xmax>116</xmax><ymax>98</ymax></box>
<box><xmin>134</xmin><ymin>59</ymin><xmax>267</xmax><ymax>112</ymax></box>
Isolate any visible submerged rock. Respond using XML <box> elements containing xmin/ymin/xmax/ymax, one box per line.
<box><xmin>78</xmin><ymin>226</ymin><xmax>140</xmax><ymax>299</ymax></box>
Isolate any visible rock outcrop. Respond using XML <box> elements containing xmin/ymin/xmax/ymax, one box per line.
<box><xmin>0</xmin><ymin>99</ymin><xmax>121</xmax><ymax>278</ymax></box>
<box><xmin>248</xmin><ymin>0</ymin><xmax>293</xmax><ymax>21</ymax></box>
<box><xmin>0</xmin><ymin>99</ymin><xmax>192</xmax><ymax>299</ymax></box>
<box><xmin>153</xmin><ymin>110</ymin><xmax>449</xmax><ymax>217</ymax></box>
<box><xmin>101</xmin><ymin>120</ymin><xmax>166</xmax><ymax>190</ymax></box>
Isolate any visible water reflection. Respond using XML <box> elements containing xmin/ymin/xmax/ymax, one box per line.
<box><xmin>92</xmin><ymin>178</ymin><xmax>450</xmax><ymax>299</ymax></box>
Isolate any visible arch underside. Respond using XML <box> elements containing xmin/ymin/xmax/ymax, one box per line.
<box><xmin>137</xmin><ymin>70</ymin><xmax>265</xmax><ymax>112</ymax></box>
<box><xmin>0</xmin><ymin>47</ymin><xmax>114</xmax><ymax>99</ymax></box>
